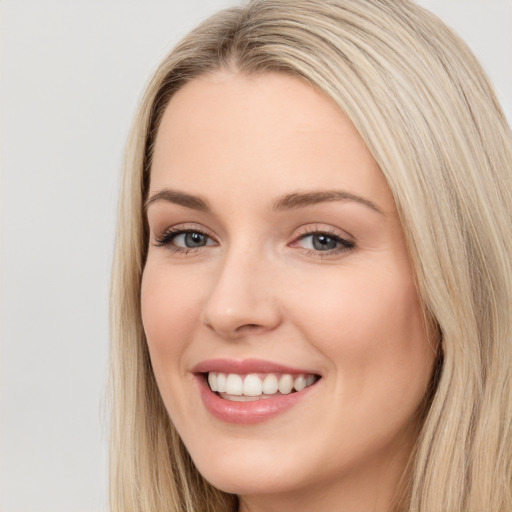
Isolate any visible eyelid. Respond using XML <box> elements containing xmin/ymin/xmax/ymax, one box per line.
<box><xmin>289</xmin><ymin>224</ymin><xmax>355</xmax><ymax>256</ymax></box>
<box><xmin>292</xmin><ymin>224</ymin><xmax>354</xmax><ymax>242</ymax></box>
<box><xmin>151</xmin><ymin>222</ymin><xmax>355</xmax><ymax>258</ymax></box>
<box><xmin>153</xmin><ymin>223</ymin><xmax>218</xmax><ymax>249</ymax></box>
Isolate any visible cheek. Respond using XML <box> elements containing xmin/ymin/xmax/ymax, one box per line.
<box><xmin>288</xmin><ymin>264</ymin><xmax>434</xmax><ymax>404</ymax></box>
<box><xmin>140</xmin><ymin>261</ymin><xmax>202</xmax><ymax>370</ymax></box>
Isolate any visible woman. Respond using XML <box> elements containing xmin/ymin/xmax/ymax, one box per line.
<box><xmin>109</xmin><ymin>0</ymin><xmax>512</xmax><ymax>510</ymax></box>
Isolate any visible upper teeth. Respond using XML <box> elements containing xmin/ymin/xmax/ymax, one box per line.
<box><xmin>208</xmin><ymin>372</ymin><xmax>317</xmax><ymax>396</ymax></box>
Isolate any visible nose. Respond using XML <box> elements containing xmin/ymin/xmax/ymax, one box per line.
<box><xmin>200</xmin><ymin>246</ymin><xmax>282</xmax><ymax>339</ymax></box>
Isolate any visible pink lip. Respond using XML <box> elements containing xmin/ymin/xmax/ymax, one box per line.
<box><xmin>192</xmin><ymin>359</ymin><xmax>320</xmax><ymax>425</ymax></box>
<box><xmin>192</xmin><ymin>358</ymin><xmax>318</xmax><ymax>375</ymax></box>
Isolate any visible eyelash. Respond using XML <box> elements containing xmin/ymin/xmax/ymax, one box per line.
<box><xmin>154</xmin><ymin>226</ymin><xmax>214</xmax><ymax>255</ymax></box>
<box><xmin>294</xmin><ymin>227</ymin><xmax>354</xmax><ymax>258</ymax></box>
<box><xmin>153</xmin><ymin>226</ymin><xmax>355</xmax><ymax>258</ymax></box>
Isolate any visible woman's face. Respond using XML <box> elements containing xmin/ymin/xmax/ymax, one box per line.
<box><xmin>142</xmin><ymin>71</ymin><xmax>437</xmax><ymax>510</ymax></box>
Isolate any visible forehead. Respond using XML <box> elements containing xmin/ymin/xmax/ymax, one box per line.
<box><xmin>149</xmin><ymin>70</ymin><xmax>395</xmax><ymax>214</ymax></box>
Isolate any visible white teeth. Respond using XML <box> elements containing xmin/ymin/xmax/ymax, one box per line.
<box><xmin>262</xmin><ymin>374</ymin><xmax>279</xmax><ymax>394</ymax></box>
<box><xmin>225</xmin><ymin>394</ymin><xmax>262</xmax><ymax>402</ymax></box>
<box><xmin>294</xmin><ymin>375</ymin><xmax>307</xmax><ymax>391</ymax></box>
<box><xmin>207</xmin><ymin>372</ymin><xmax>318</xmax><ymax>397</ymax></box>
<box><xmin>278</xmin><ymin>374</ymin><xmax>294</xmax><ymax>394</ymax></box>
<box><xmin>208</xmin><ymin>372</ymin><xmax>218</xmax><ymax>392</ymax></box>
<box><xmin>217</xmin><ymin>372</ymin><xmax>227</xmax><ymax>392</ymax></box>
<box><xmin>225</xmin><ymin>374</ymin><xmax>243</xmax><ymax>395</ymax></box>
<box><xmin>243</xmin><ymin>374</ymin><xmax>263</xmax><ymax>396</ymax></box>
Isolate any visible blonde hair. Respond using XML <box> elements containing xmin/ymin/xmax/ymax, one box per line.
<box><xmin>109</xmin><ymin>1</ymin><xmax>512</xmax><ymax>510</ymax></box>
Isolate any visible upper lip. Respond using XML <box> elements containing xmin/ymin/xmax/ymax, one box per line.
<box><xmin>191</xmin><ymin>358</ymin><xmax>320</xmax><ymax>375</ymax></box>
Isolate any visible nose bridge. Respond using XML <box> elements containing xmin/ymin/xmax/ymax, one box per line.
<box><xmin>201</xmin><ymin>239</ymin><xmax>281</xmax><ymax>338</ymax></box>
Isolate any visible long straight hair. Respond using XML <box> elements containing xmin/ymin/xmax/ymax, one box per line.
<box><xmin>110</xmin><ymin>1</ymin><xmax>512</xmax><ymax>510</ymax></box>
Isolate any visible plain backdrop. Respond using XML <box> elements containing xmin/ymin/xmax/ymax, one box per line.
<box><xmin>1</xmin><ymin>1</ymin><xmax>510</xmax><ymax>511</ymax></box>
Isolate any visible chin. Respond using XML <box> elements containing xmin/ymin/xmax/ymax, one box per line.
<box><xmin>200</xmin><ymin>465</ymin><xmax>302</xmax><ymax>497</ymax></box>
<box><xmin>187</xmin><ymin>441</ymin><xmax>310</xmax><ymax>496</ymax></box>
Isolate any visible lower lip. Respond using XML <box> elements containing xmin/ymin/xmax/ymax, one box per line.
<box><xmin>195</xmin><ymin>375</ymin><xmax>317</xmax><ymax>424</ymax></box>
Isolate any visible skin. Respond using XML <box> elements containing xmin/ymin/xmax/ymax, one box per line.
<box><xmin>141</xmin><ymin>70</ymin><xmax>437</xmax><ymax>512</ymax></box>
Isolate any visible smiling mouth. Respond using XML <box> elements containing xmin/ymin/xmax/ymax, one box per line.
<box><xmin>205</xmin><ymin>372</ymin><xmax>320</xmax><ymax>401</ymax></box>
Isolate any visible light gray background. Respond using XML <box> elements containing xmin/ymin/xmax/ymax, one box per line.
<box><xmin>1</xmin><ymin>1</ymin><xmax>510</xmax><ymax>511</ymax></box>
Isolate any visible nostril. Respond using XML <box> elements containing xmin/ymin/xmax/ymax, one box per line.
<box><xmin>235</xmin><ymin>323</ymin><xmax>264</xmax><ymax>333</ymax></box>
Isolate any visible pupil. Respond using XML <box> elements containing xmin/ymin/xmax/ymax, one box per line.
<box><xmin>185</xmin><ymin>232</ymin><xmax>206</xmax><ymax>247</ymax></box>
<box><xmin>313</xmin><ymin>234</ymin><xmax>337</xmax><ymax>251</ymax></box>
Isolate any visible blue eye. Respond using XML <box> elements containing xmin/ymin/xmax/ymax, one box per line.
<box><xmin>155</xmin><ymin>229</ymin><xmax>216</xmax><ymax>250</ymax></box>
<box><xmin>297</xmin><ymin>232</ymin><xmax>354</xmax><ymax>253</ymax></box>
<box><xmin>174</xmin><ymin>231</ymin><xmax>210</xmax><ymax>248</ymax></box>
<box><xmin>309</xmin><ymin>233</ymin><xmax>338</xmax><ymax>250</ymax></box>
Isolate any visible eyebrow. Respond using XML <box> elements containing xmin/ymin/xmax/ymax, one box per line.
<box><xmin>145</xmin><ymin>188</ymin><xmax>383</xmax><ymax>215</ymax></box>
<box><xmin>273</xmin><ymin>190</ymin><xmax>383</xmax><ymax>214</ymax></box>
<box><xmin>145</xmin><ymin>188</ymin><xmax>210</xmax><ymax>212</ymax></box>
